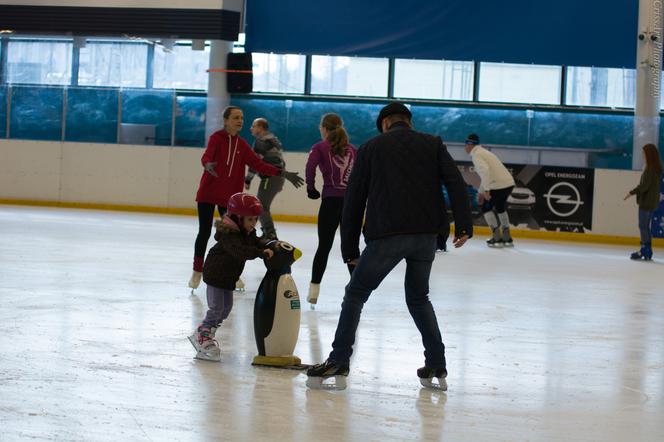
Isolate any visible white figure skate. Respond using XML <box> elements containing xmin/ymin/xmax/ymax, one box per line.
<box><xmin>307</xmin><ymin>283</ymin><xmax>320</xmax><ymax>310</ymax></box>
<box><xmin>235</xmin><ymin>277</ymin><xmax>245</xmax><ymax>292</ymax></box>
<box><xmin>188</xmin><ymin>271</ymin><xmax>202</xmax><ymax>294</ymax></box>
<box><xmin>188</xmin><ymin>326</ymin><xmax>220</xmax><ymax>361</ymax></box>
<box><xmin>417</xmin><ymin>367</ymin><xmax>448</xmax><ymax>391</ymax></box>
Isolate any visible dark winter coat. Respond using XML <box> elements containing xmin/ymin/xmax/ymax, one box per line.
<box><xmin>203</xmin><ymin>216</ymin><xmax>268</xmax><ymax>290</ymax></box>
<box><xmin>341</xmin><ymin>121</ymin><xmax>473</xmax><ymax>261</ymax></box>
<box><xmin>247</xmin><ymin>132</ymin><xmax>286</xmax><ymax>181</ymax></box>
<box><xmin>630</xmin><ymin>168</ymin><xmax>662</xmax><ymax>211</ymax></box>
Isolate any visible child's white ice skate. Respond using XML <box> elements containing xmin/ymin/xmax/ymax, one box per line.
<box><xmin>307</xmin><ymin>283</ymin><xmax>320</xmax><ymax>310</ymax></box>
<box><xmin>235</xmin><ymin>277</ymin><xmax>245</xmax><ymax>292</ymax></box>
<box><xmin>417</xmin><ymin>366</ymin><xmax>448</xmax><ymax>391</ymax></box>
<box><xmin>188</xmin><ymin>326</ymin><xmax>221</xmax><ymax>361</ymax></box>
<box><xmin>188</xmin><ymin>271</ymin><xmax>202</xmax><ymax>294</ymax></box>
<box><xmin>306</xmin><ymin>359</ymin><xmax>349</xmax><ymax>390</ymax></box>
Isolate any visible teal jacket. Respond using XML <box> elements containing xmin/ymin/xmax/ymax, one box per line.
<box><xmin>630</xmin><ymin>168</ymin><xmax>662</xmax><ymax>211</ymax></box>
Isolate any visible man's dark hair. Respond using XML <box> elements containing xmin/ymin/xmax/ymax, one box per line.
<box><xmin>254</xmin><ymin>118</ymin><xmax>269</xmax><ymax>130</ymax></box>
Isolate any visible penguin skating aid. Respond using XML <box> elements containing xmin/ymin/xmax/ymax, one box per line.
<box><xmin>252</xmin><ymin>240</ymin><xmax>308</xmax><ymax>369</ymax></box>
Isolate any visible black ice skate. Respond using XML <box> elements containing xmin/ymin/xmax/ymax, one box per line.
<box><xmin>417</xmin><ymin>366</ymin><xmax>448</xmax><ymax>391</ymax></box>
<box><xmin>486</xmin><ymin>228</ymin><xmax>504</xmax><ymax>248</ymax></box>
<box><xmin>436</xmin><ymin>235</ymin><xmax>447</xmax><ymax>252</ymax></box>
<box><xmin>501</xmin><ymin>227</ymin><xmax>514</xmax><ymax>247</ymax></box>
<box><xmin>306</xmin><ymin>359</ymin><xmax>349</xmax><ymax>390</ymax></box>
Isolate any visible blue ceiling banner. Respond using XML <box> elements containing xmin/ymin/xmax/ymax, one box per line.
<box><xmin>245</xmin><ymin>0</ymin><xmax>637</xmax><ymax>68</ymax></box>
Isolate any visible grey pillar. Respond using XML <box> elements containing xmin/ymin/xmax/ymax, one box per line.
<box><xmin>633</xmin><ymin>0</ymin><xmax>663</xmax><ymax>170</ymax></box>
<box><xmin>205</xmin><ymin>40</ymin><xmax>233</xmax><ymax>140</ymax></box>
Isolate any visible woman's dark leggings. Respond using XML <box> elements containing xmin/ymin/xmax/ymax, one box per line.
<box><xmin>194</xmin><ymin>202</ymin><xmax>226</xmax><ymax>260</ymax></box>
<box><xmin>311</xmin><ymin>197</ymin><xmax>354</xmax><ymax>284</ymax></box>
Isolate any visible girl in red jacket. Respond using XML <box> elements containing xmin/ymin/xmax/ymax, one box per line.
<box><xmin>189</xmin><ymin>106</ymin><xmax>303</xmax><ymax>290</ymax></box>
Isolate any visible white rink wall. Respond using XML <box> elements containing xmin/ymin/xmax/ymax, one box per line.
<box><xmin>0</xmin><ymin>139</ymin><xmax>646</xmax><ymax>237</ymax></box>
<box><xmin>0</xmin><ymin>139</ymin><xmax>321</xmax><ymax>217</ymax></box>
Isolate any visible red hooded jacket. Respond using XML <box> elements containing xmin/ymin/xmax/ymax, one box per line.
<box><xmin>195</xmin><ymin>129</ymin><xmax>281</xmax><ymax>206</ymax></box>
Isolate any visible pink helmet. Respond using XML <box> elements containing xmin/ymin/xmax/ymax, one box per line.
<box><xmin>227</xmin><ymin>193</ymin><xmax>263</xmax><ymax>216</ymax></box>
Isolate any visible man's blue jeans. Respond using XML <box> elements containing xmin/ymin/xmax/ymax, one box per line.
<box><xmin>329</xmin><ymin>233</ymin><xmax>446</xmax><ymax>370</ymax></box>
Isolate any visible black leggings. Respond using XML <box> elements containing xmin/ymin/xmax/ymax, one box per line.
<box><xmin>311</xmin><ymin>197</ymin><xmax>354</xmax><ymax>284</ymax></box>
<box><xmin>481</xmin><ymin>186</ymin><xmax>514</xmax><ymax>214</ymax></box>
<box><xmin>194</xmin><ymin>202</ymin><xmax>226</xmax><ymax>258</ymax></box>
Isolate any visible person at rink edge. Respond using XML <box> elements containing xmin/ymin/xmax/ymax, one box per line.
<box><xmin>189</xmin><ymin>106</ymin><xmax>304</xmax><ymax>292</ymax></box>
<box><xmin>624</xmin><ymin>143</ymin><xmax>662</xmax><ymax>261</ymax></box>
<box><xmin>305</xmin><ymin>113</ymin><xmax>357</xmax><ymax>309</ymax></box>
<box><xmin>245</xmin><ymin>118</ymin><xmax>287</xmax><ymax>241</ymax></box>
<box><xmin>464</xmin><ymin>133</ymin><xmax>516</xmax><ymax>247</ymax></box>
<box><xmin>306</xmin><ymin>102</ymin><xmax>473</xmax><ymax>390</ymax></box>
<box><xmin>188</xmin><ymin>193</ymin><xmax>274</xmax><ymax>361</ymax></box>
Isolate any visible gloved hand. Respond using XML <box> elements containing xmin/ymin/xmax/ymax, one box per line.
<box><xmin>307</xmin><ymin>188</ymin><xmax>321</xmax><ymax>200</ymax></box>
<box><xmin>281</xmin><ymin>170</ymin><xmax>304</xmax><ymax>188</ymax></box>
<box><xmin>204</xmin><ymin>162</ymin><xmax>218</xmax><ymax>177</ymax></box>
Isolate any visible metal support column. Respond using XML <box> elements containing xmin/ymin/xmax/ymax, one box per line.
<box><xmin>205</xmin><ymin>40</ymin><xmax>233</xmax><ymax>140</ymax></box>
<box><xmin>633</xmin><ymin>0</ymin><xmax>663</xmax><ymax>169</ymax></box>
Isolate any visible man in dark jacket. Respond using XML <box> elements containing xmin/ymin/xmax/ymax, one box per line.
<box><xmin>307</xmin><ymin>102</ymin><xmax>473</xmax><ymax>391</ymax></box>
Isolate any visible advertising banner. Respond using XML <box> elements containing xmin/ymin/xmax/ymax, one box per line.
<box><xmin>450</xmin><ymin>162</ymin><xmax>595</xmax><ymax>233</ymax></box>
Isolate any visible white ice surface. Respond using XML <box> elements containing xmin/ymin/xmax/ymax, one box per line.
<box><xmin>1</xmin><ymin>205</ymin><xmax>663</xmax><ymax>441</ymax></box>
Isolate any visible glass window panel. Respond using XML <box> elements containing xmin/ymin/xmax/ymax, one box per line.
<box><xmin>10</xmin><ymin>86</ymin><xmax>63</xmax><ymax>140</ymax></box>
<box><xmin>394</xmin><ymin>59</ymin><xmax>474</xmax><ymax>100</ymax></box>
<box><xmin>175</xmin><ymin>95</ymin><xmax>206</xmax><ymax>147</ymax></box>
<box><xmin>0</xmin><ymin>86</ymin><xmax>6</xmax><ymax>138</ymax></box>
<box><xmin>311</xmin><ymin>56</ymin><xmax>388</xmax><ymax>97</ymax></box>
<box><xmin>78</xmin><ymin>41</ymin><xmax>148</xmax><ymax>88</ymax></box>
<box><xmin>153</xmin><ymin>44</ymin><xmax>209</xmax><ymax>90</ymax></box>
<box><xmin>65</xmin><ymin>87</ymin><xmax>119</xmax><ymax>143</ymax></box>
<box><xmin>252</xmin><ymin>53</ymin><xmax>306</xmax><ymax>94</ymax></box>
<box><xmin>566</xmin><ymin>66</ymin><xmax>635</xmax><ymax>108</ymax></box>
<box><xmin>120</xmin><ymin>89</ymin><xmax>173</xmax><ymax>146</ymax></box>
<box><xmin>7</xmin><ymin>39</ymin><xmax>72</xmax><ymax>85</ymax></box>
<box><xmin>479</xmin><ymin>62</ymin><xmax>561</xmax><ymax>105</ymax></box>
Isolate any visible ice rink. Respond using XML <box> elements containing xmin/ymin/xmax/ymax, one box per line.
<box><xmin>1</xmin><ymin>204</ymin><xmax>663</xmax><ymax>441</ymax></box>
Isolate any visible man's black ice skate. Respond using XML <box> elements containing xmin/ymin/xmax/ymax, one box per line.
<box><xmin>436</xmin><ymin>234</ymin><xmax>447</xmax><ymax>252</ymax></box>
<box><xmin>306</xmin><ymin>359</ymin><xmax>349</xmax><ymax>390</ymax></box>
<box><xmin>501</xmin><ymin>227</ymin><xmax>514</xmax><ymax>247</ymax></box>
<box><xmin>486</xmin><ymin>238</ymin><xmax>503</xmax><ymax>247</ymax></box>
<box><xmin>486</xmin><ymin>228</ymin><xmax>504</xmax><ymax>248</ymax></box>
<box><xmin>417</xmin><ymin>366</ymin><xmax>448</xmax><ymax>391</ymax></box>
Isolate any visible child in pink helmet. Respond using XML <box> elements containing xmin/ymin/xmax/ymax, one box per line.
<box><xmin>188</xmin><ymin>193</ymin><xmax>274</xmax><ymax>361</ymax></box>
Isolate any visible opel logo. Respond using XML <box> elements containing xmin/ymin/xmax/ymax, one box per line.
<box><xmin>543</xmin><ymin>182</ymin><xmax>584</xmax><ymax>217</ymax></box>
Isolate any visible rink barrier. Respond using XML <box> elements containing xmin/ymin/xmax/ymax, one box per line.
<box><xmin>1</xmin><ymin>198</ymin><xmax>661</xmax><ymax>248</ymax></box>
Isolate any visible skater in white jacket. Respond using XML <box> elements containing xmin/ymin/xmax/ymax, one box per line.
<box><xmin>465</xmin><ymin>134</ymin><xmax>516</xmax><ymax>247</ymax></box>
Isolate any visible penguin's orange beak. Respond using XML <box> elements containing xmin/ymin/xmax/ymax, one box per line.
<box><xmin>293</xmin><ymin>248</ymin><xmax>302</xmax><ymax>261</ymax></box>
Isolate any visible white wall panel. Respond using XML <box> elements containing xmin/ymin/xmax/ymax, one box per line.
<box><xmin>0</xmin><ymin>140</ymin><xmax>62</xmax><ymax>201</ymax></box>
<box><xmin>0</xmin><ymin>139</ymin><xmax>655</xmax><ymax>238</ymax></box>
<box><xmin>167</xmin><ymin>147</ymin><xmax>204</xmax><ymax>209</ymax></box>
<box><xmin>60</xmin><ymin>143</ymin><xmax>171</xmax><ymax>206</ymax></box>
<box><xmin>592</xmin><ymin>169</ymin><xmax>642</xmax><ymax>237</ymax></box>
